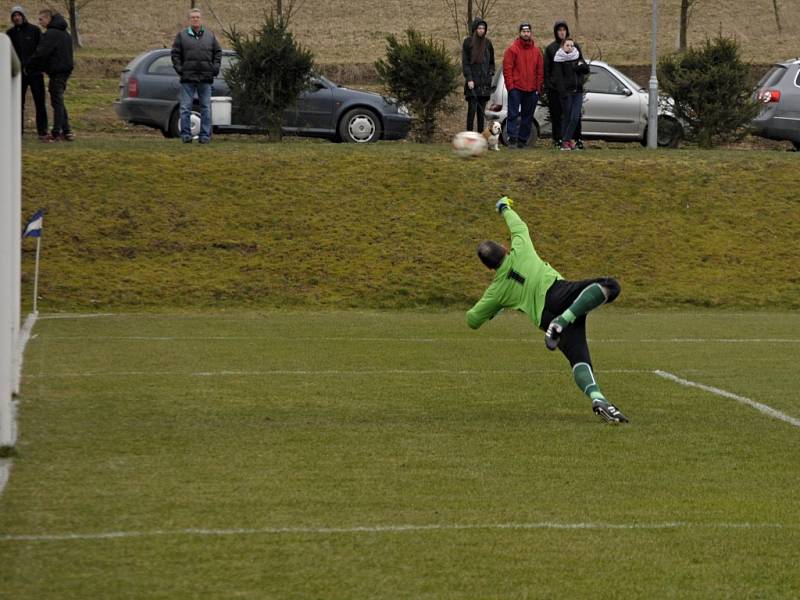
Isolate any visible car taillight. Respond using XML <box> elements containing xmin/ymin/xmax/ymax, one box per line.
<box><xmin>757</xmin><ymin>88</ymin><xmax>780</xmax><ymax>103</ymax></box>
<box><xmin>127</xmin><ymin>77</ymin><xmax>139</xmax><ymax>98</ymax></box>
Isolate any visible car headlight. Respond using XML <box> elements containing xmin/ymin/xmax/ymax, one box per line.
<box><xmin>397</xmin><ymin>104</ymin><xmax>410</xmax><ymax>116</ymax></box>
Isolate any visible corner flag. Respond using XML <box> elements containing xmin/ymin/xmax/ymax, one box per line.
<box><xmin>22</xmin><ymin>210</ymin><xmax>43</xmax><ymax>238</ymax></box>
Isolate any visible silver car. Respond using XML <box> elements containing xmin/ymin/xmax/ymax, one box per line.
<box><xmin>751</xmin><ymin>59</ymin><xmax>800</xmax><ymax>150</ymax></box>
<box><xmin>485</xmin><ymin>60</ymin><xmax>683</xmax><ymax>147</ymax></box>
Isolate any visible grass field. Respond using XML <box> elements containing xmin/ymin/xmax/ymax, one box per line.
<box><xmin>1</xmin><ymin>308</ymin><xmax>799</xmax><ymax>598</ymax></box>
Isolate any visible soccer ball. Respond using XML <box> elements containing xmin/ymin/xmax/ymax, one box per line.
<box><xmin>452</xmin><ymin>131</ymin><xmax>488</xmax><ymax>158</ymax></box>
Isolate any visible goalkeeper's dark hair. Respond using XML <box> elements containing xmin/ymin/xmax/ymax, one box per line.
<box><xmin>477</xmin><ymin>241</ymin><xmax>506</xmax><ymax>270</ymax></box>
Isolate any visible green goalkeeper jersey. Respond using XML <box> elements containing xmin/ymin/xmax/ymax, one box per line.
<box><xmin>467</xmin><ymin>208</ymin><xmax>562</xmax><ymax>329</ymax></box>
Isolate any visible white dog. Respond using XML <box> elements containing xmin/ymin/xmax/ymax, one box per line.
<box><xmin>482</xmin><ymin>121</ymin><xmax>502</xmax><ymax>151</ymax></box>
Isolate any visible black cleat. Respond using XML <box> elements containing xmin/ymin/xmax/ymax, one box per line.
<box><xmin>592</xmin><ymin>400</ymin><xmax>629</xmax><ymax>424</ymax></box>
<box><xmin>544</xmin><ymin>319</ymin><xmax>563</xmax><ymax>351</ymax></box>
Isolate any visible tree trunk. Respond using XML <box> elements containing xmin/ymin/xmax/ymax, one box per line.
<box><xmin>573</xmin><ymin>0</ymin><xmax>579</xmax><ymax>30</ymax></box>
<box><xmin>772</xmin><ymin>0</ymin><xmax>782</xmax><ymax>33</ymax></box>
<box><xmin>68</xmin><ymin>0</ymin><xmax>82</xmax><ymax>49</ymax></box>
<box><xmin>276</xmin><ymin>0</ymin><xmax>283</xmax><ymax>18</ymax></box>
<box><xmin>679</xmin><ymin>0</ymin><xmax>689</xmax><ymax>51</ymax></box>
<box><xmin>466</xmin><ymin>0</ymin><xmax>472</xmax><ymax>33</ymax></box>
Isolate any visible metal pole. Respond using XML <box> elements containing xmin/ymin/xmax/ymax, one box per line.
<box><xmin>33</xmin><ymin>238</ymin><xmax>41</xmax><ymax>314</ymax></box>
<box><xmin>647</xmin><ymin>0</ymin><xmax>659</xmax><ymax>149</ymax></box>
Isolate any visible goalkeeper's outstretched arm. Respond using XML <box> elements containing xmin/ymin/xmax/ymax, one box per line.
<box><xmin>496</xmin><ymin>197</ymin><xmax>532</xmax><ymax>249</ymax></box>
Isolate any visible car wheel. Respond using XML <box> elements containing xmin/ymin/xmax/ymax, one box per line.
<box><xmin>167</xmin><ymin>108</ymin><xmax>202</xmax><ymax>139</ymax></box>
<box><xmin>165</xmin><ymin>107</ymin><xmax>180</xmax><ymax>138</ymax></box>
<box><xmin>339</xmin><ymin>108</ymin><xmax>382</xmax><ymax>143</ymax></box>
<box><xmin>643</xmin><ymin>117</ymin><xmax>683</xmax><ymax>148</ymax></box>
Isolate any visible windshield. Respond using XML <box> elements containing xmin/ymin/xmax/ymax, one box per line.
<box><xmin>756</xmin><ymin>65</ymin><xmax>786</xmax><ymax>88</ymax></box>
<box><xmin>603</xmin><ymin>64</ymin><xmax>645</xmax><ymax>91</ymax></box>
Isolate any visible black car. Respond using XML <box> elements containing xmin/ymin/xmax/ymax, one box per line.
<box><xmin>113</xmin><ymin>49</ymin><xmax>412</xmax><ymax>142</ymax></box>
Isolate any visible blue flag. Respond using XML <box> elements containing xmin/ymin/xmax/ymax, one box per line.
<box><xmin>23</xmin><ymin>210</ymin><xmax>43</xmax><ymax>238</ymax></box>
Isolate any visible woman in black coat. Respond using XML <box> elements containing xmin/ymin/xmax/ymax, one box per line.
<box><xmin>552</xmin><ymin>38</ymin><xmax>589</xmax><ymax>150</ymax></box>
<box><xmin>461</xmin><ymin>18</ymin><xmax>495</xmax><ymax>132</ymax></box>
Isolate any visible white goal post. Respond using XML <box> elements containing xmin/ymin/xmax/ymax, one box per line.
<box><xmin>1</xmin><ymin>35</ymin><xmax>22</xmax><ymax>449</ymax></box>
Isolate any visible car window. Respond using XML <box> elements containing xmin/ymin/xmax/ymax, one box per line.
<box><xmin>492</xmin><ymin>70</ymin><xmax>503</xmax><ymax>87</ymax></box>
<box><xmin>123</xmin><ymin>53</ymin><xmax>150</xmax><ymax>72</ymax></box>
<box><xmin>146</xmin><ymin>55</ymin><xmax>176</xmax><ymax>76</ymax></box>
<box><xmin>585</xmin><ymin>66</ymin><xmax>628</xmax><ymax>95</ymax></box>
<box><xmin>795</xmin><ymin>68</ymin><xmax>800</xmax><ymax>88</ymax></box>
<box><xmin>221</xmin><ymin>54</ymin><xmax>237</xmax><ymax>75</ymax></box>
<box><xmin>757</xmin><ymin>66</ymin><xmax>786</xmax><ymax>87</ymax></box>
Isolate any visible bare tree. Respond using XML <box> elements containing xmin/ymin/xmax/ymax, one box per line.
<box><xmin>678</xmin><ymin>0</ymin><xmax>701</xmax><ymax>52</ymax></box>
<box><xmin>771</xmin><ymin>0</ymin><xmax>782</xmax><ymax>34</ymax></box>
<box><xmin>443</xmin><ymin>0</ymin><xmax>499</xmax><ymax>43</ymax></box>
<box><xmin>53</xmin><ymin>0</ymin><xmax>94</xmax><ymax>49</ymax></box>
<box><xmin>573</xmin><ymin>0</ymin><xmax>580</xmax><ymax>31</ymax></box>
<box><xmin>273</xmin><ymin>0</ymin><xmax>307</xmax><ymax>25</ymax></box>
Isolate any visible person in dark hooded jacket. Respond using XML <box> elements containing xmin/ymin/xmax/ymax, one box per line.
<box><xmin>5</xmin><ymin>5</ymin><xmax>48</xmax><ymax>138</ymax></box>
<box><xmin>26</xmin><ymin>9</ymin><xmax>74</xmax><ymax>141</ymax></box>
<box><xmin>461</xmin><ymin>18</ymin><xmax>495</xmax><ymax>133</ymax></box>
<box><xmin>544</xmin><ymin>20</ymin><xmax>585</xmax><ymax>149</ymax></box>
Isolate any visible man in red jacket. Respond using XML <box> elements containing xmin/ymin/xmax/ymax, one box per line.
<box><xmin>502</xmin><ymin>23</ymin><xmax>543</xmax><ymax>149</ymax></box>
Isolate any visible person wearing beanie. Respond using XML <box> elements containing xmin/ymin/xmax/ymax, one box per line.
<box><xmin>502</xmin><ymin>23</ymin><xmax>543</xmax><ymax>148</ymax></box>
<box><xmin>26</xmin><ymin>9</ymin><xmax>74</xmax><ymax>141</ymax></box>
<box><xmin>5</xmin><ymin>5</ymin><xmax>48</xmax><ymax>139</ymax></box>
<box><xmin>461</xmin><ymin>17</ymin><xmax>495</xmax><ymax>133</ymax></box>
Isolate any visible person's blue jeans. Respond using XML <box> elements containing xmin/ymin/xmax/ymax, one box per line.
<box><xmin>560</xmin><ymin>93</ymin><xmax>583</xmax><ymax>142</ymax></box>
<box><xmin>180</xmin><ymin>82</ymin><xmax>212</xmax><ymax>141</ymax></box>
<box><xmin>506</xmin><ymin>89</ymin><xmax>538</xmax><ymax>145</ymax></box>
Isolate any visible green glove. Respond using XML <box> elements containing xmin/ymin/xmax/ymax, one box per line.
<box><xmin>495</xmin><ymin>197</ymin><xmax>514</xmax><ymax>213</ymax></box>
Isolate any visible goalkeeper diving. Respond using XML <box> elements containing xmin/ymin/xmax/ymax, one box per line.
<box><xmin>467</xmin><ymin>197</ymin><xmax>629</xmax><ymax>424</ymax></box>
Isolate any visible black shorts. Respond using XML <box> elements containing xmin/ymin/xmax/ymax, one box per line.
<box><xmin>539</xmin><ymin>277</ymin><xmax>621</xmax><ymax>367</ymax></box>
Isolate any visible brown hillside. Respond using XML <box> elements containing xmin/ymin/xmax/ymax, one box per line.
<box><xmin>7</xmin><ymin>0</ymin><xmax>799</xmax><ymax>65</ymax></box>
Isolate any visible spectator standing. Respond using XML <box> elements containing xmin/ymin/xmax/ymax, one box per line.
<box><xmin>502</xmin><ymin>23</ymin><xmax>543</xmax><ymax>149</ymax></box>
<box><xmin>5</xmin><ymin>6</ymin><xmax>48</xmax><ymax>140</ymax></box>
<box><xmin>544</xmin><ymin>20</ymin><xmax>585</xmax><ymax>149</ymax></box>
<box><xmin>461</xmin><ymin>18</ymin><xmax>495</xmax><ymax>133</ymax></box>
<box><xmin>26</xmin><ymin>10</ymin><xmax>73</xmax><ymax>142</ymax></box>
<box><xmin>552</xmin><ymin>38</ymin><xmax>589</xmax><ymax>151</ymax></box>
<box><xmin>171</xmin><ymin>8</ymin><xmax>221</xmax><ymax>144</ymax></box>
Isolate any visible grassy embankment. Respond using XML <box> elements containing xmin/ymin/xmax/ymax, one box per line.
<box><xmin>20</xmin><ymin>139</ymin><xmax>800</xmax><ymax>312</ymax></box>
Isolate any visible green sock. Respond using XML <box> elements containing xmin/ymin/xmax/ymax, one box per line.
<box><xmin>572</xmin><ymin>362</ymin><xmax>606</xmax><ymax>402</ymax></box>
<box><xmin>560</xmin><ymin>283</ymin><xmax>607</xmax><ymax>324</ymax></box>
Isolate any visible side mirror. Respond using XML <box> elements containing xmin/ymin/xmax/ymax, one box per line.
<box><xmin>622</xmin><ymin>88</ymin><xmax>633</xmax><ymax>97</ymax></box>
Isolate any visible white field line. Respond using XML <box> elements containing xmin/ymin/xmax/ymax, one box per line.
<box><xmin>0</xmin><ymin>461</ymin><xmax>10</xmax><ymax>498</ymax></box>
<box><xmin>22</xmin><ymin>368</ymin><xmax>652</xmax><ymax>379</ymax></box>
<box><xmin>37</xmin><ymin>313</ymin><xmax>117</xmax><ymax>320</ymax></box>
<box><xmin>655</xmin><ymin>370</ymin><xmax>800</xmax><ymax>429</ymax></box>
<box><xmin>0</xmin><ymin>520</ymin><xmax>794</xmax><ymax>543</ymax></box>
<box><xmin>34</xmin><ymin>335</ymin><xmax>800</xmax><ymax>344</ymax></box>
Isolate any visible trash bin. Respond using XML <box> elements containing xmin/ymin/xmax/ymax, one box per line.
<box><xmin>211</xmin><ymin>96</ymin><xmax>232</xmax><ymax>126</ymax></box>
